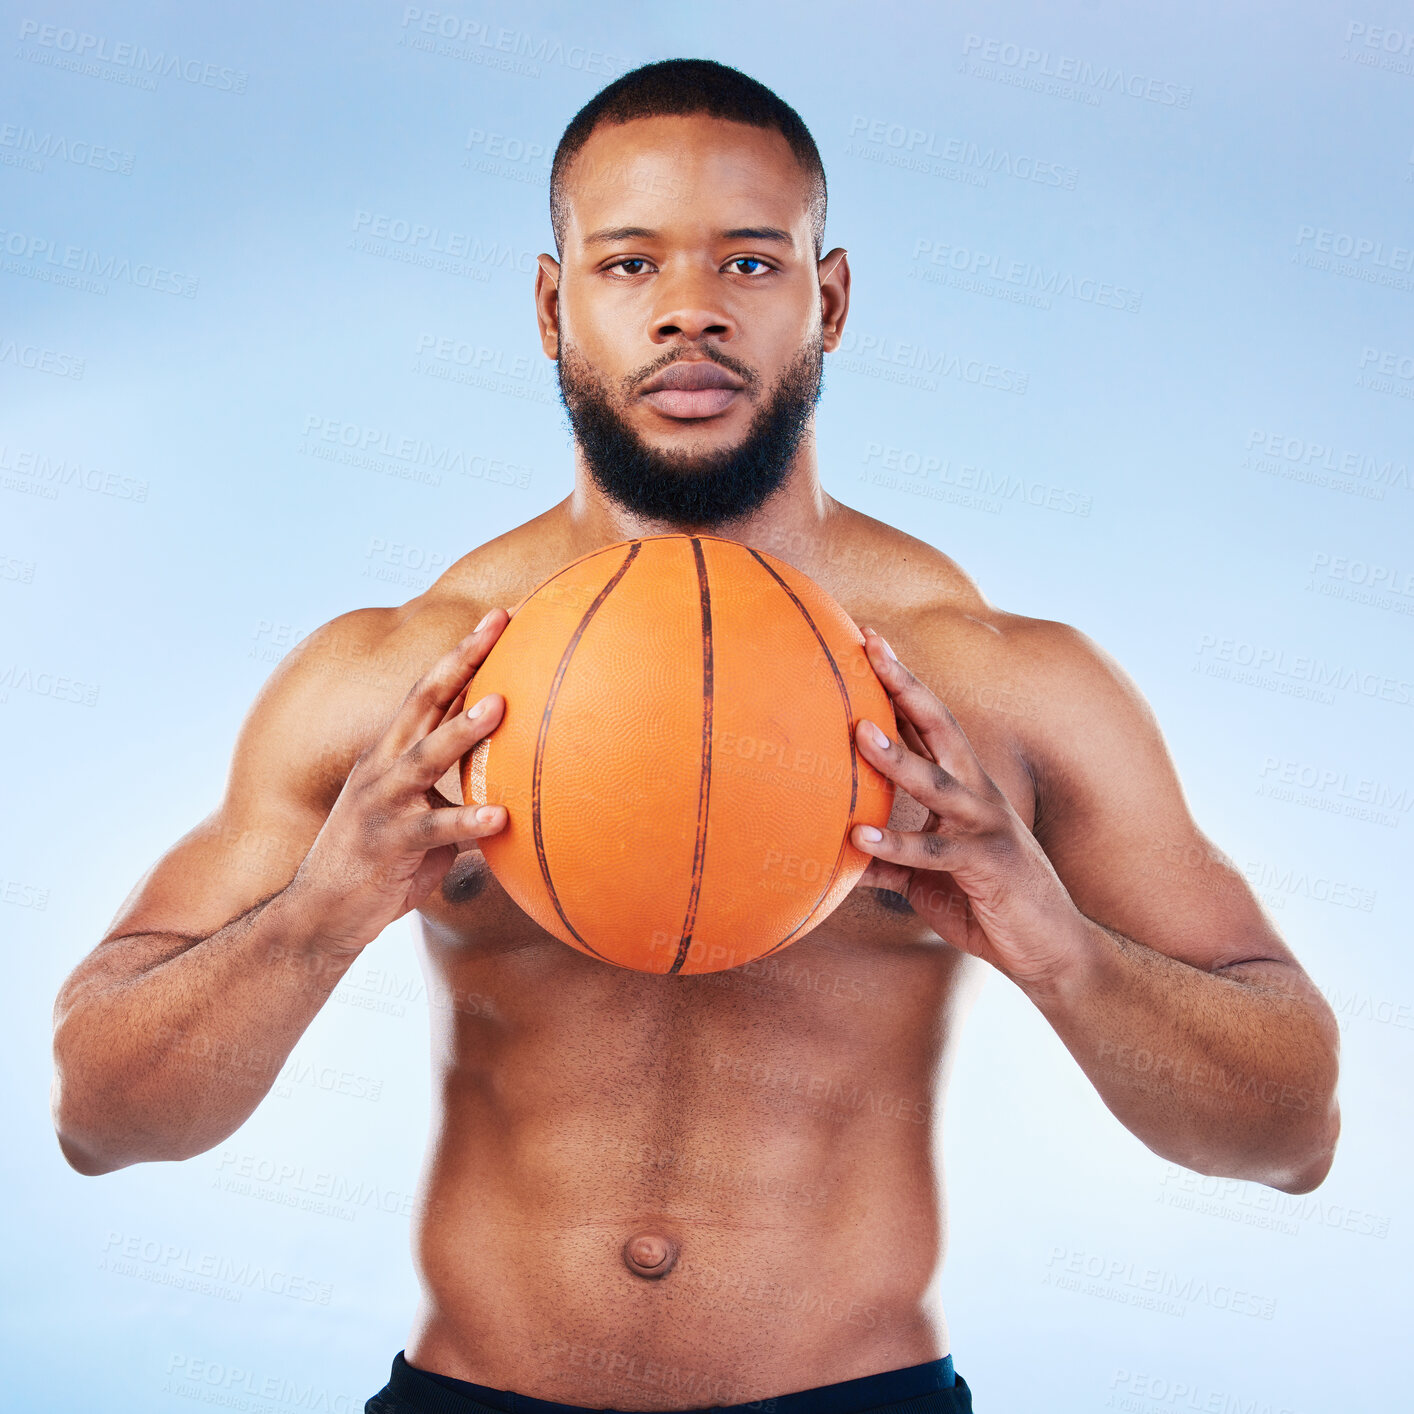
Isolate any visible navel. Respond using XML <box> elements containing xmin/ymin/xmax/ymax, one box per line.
<box><xmin>622</xmin><ymin>1230</ymin><xmax>679</xmax><ymax>1279</ymax></box>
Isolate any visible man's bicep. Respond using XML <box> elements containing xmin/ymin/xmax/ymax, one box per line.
<box><xmin>80</xmin><ymin>610</ymin><xmax>393</xmax><ymax>983</ymax></box>
<box><xmin>1018</xmin><ymin>620</ymin><xmax>1293</xmax><ymax>973</ymax></box>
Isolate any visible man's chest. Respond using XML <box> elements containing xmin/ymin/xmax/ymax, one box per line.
<box><xmin>416</xmin><ymin>612</ymin><xmax>1036</xmax><ymax>959</ymax></box>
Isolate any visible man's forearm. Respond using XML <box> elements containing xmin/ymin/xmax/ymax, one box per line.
<box><xmin>51</xmin><ymin>879</ymin><xmax>359</xmax><ymax>1174</ymax></box>
<box><xmin>1021</xmin><ymin>915</ymin><xmax>1341</xmax><ymax>1194</ymax></box>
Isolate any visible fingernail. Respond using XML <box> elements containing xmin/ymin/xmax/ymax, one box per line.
<box><xmin>476</xmin><ymin>806</ymin><xmax>498</xmax><ymax>823</ymax></box>
<box><xmin>466</xmin><ymin>696</ymin><xmax>487</xmax><ymax>718</ymax></box>
<box><xmin>861</xmin><ymin>719</ymin><xmax>891</xmax><ymax>750</ymax></box>
<box><xmin>474</xmin><ymin>610</ymin><xmax>494</xmax><ymax>632</ymax></box>
<box><xmin>857</xmin><ymin>825</ymin><xmax>883</xmax><ymax>843</ymax></box>
<box><xmin>877</xmin><ymin>636</ymin><xmax>897</xmax><ymax>661</ymax></box>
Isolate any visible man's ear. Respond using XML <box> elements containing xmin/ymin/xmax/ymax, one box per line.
<box><xmin>535</xmin><ymin>253</ymin><xmax>561</xmax><ymax>359</ymax></box>
<box><xmin>817</xmin><ymin>247</ymin><xmax>850</xmax><ymax>353</ymax></box>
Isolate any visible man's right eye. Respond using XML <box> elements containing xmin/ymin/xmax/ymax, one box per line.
<box><xmin>607</xmin><ymin>258</ymin><xmax>652</xmax><ymax>276</ymax></box>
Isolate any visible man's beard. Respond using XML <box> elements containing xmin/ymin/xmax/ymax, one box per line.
<box><xmin>556</xmin><ymin>334</ymin><xmax>824</xmax><ymax>530</ymax></box>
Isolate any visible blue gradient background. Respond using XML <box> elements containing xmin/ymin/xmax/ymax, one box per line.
<box><xmin>3</xmin><ymin>2</ymin><xmax>1410</xmax><ymax>1410</ymax></box>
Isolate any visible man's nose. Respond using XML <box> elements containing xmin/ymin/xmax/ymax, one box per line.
<box><xmin>649</xmin><ymin>264</ymin><xmax>737</xmax><ymax>344</ymax></box>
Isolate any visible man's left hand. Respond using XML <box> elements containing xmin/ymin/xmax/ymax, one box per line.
<box><xmin>850</xmin><ymin>628</ymin><xmax>1093</xmax><ymax>993</ymax></box>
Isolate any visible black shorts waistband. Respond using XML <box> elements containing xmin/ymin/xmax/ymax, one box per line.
<box><xmin>368</xmin><ymin>1350</ymin><xmax>974</xmax><ymax>1414</ymax></box>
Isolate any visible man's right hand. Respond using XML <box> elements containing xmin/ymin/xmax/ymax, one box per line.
<box><xmin>291</xmin><ymin>607</ymin><xmax>511</xmax><ymax>956</ymax></box>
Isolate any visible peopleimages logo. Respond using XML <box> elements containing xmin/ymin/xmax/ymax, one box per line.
<box><xmin>1292</xmin><ymin>224</ymin><xmax>1414</xmax><ymax>293</ymax></box>
<box><xmin>0</xmin><ymin>226</ymin><xmax>198</xmax><ymax>296</ymax></box>
<box><xmin>1341</xmin><ymin>20</ymin><xmax>1414</xmax><ymax>76</ymax></box>
<box><xmin>1295</xmin><ymin>225</ymin><xmax>1413</xmax><ymax>271</ymax></box>
<box><xmin>845</xmin><ymin>115</ymin><xmax>1079</xmax><ymax>190</ymax></box>
<box><xmin>1157</xmin><ymin>1164</ymin><xmax>1391</xmax><ymax>1240</ymax></box>
<box><xmin>396</xmin><ymin>8</ymin><xmax>629</xmax><ymax>78</ymax></box>
<box><xmin>298</xmin><ymin>414</ymin><xmax>535</xmax><ymax>488</ymax></box>
<box><xmin>960</xmin><ymin>34</ymin><xmax>1194</xmax><ymax>106</ymax></box>
<box><xmin>1193</xmin><ymin>633</ymin><xmax>1413</xmax><ymax>708</ymax></box>
<box><xmin>861</xmin><ymin>443</ymin><xmax>1093</xmax><ymax>517</ymax></box>
<box><xmin>1242</xmin><ymin>428</ymin><xmax>1410</xmax><ymax>501</ymax></box>
<box><xmin>835</xmin><ymin>329</ymin><xmax>1029</xmax><ymax>395</ymax></box>
<box><xmin>164</xmin><ymin>1355</ymin><xmax>360</xmax><ymax>1414</ymax></box>
<box><xmin>1044</xmin><ymin>1246</ymin><xmax>1276</xmax><ymax>1320</ymax></box>
<box><xmin>212</xmin><ymin>1149</ymin><xmax>427</xmax><ymax>1222</ymax></box>
<box><xmin>910</xmin><ymin>238</ymin><xmax>1142</xmax><ymax>313</ymax></box>
<box><xmin>99</xmin><ymin>1232</ymin><xmax>333</xmax><ymax>1305</ymax></box>
<box><xmin>0</xmin><ymin>123</ymin><xmax>136</xmax><ymax>175</ymax></box>
<box><xmin>1108</xmin><ymin>1367</ymin><xmax>1301</xmax><ymax>1414</ymax></box>
<box><xmin>15</xmin><ymin>19</ymin><xmax>248</xmax><ymax>92</ymax></box>
<box><xmin>0</xmin><ymin>444</ymin><xmax>149</xmax><ymax>501</ymax></box>
<box><xmin>0</xmin><ymin>338</ymin><xmax>84</xmax><ymax>379</ymax></box>
<box><xmin>1257</xmin><ymin>755</ymin><xmax>1412</xmax><ymax>825</ymax></box>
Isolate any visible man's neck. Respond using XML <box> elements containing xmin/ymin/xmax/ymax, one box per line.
<box><xmin>561</xmin><ymin>448</ymin><xmax>839</xmax><ymax>563</ymax></box>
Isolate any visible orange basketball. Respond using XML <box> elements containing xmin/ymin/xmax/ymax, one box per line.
<box><xmin>460</xmin><ymin>534</ymin><xmax>896</xmax><ymax>974</ymax></box>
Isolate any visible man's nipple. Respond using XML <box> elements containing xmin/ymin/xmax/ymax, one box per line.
<box><xmin>622</xmin><ymin>1231</ymin><xmax>679</xmax><ymax>1279</ymax></box>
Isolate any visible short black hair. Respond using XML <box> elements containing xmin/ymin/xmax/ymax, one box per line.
<box><xmin>549</xmin><ymin>58</ymin><xmax>827</xmax><ymax>260</ymax></box>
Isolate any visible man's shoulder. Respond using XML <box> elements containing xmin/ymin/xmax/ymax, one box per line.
<box><xmin>851</xmin><ymin>526</ymin><xmax>1087</xmax><ymax>676</ymax></box>
<box><xmin>887</xmin><ymin>573</ymin><xmax>1165</xmax><ymax>846</ymax></box>
<box><xmin>959</xmin><ymin>605</ymin><xmax>1132</xmax><ymax>695</ymax></box>
<box><xmin>853</xmin><ymin>523</ymin><xmax>1152</xmax><ymax>775</ymax></box>
<box><xmin>249</xmin><ymin>524</ymin><xmax>554</xmax><ymax>802</ymax></box>
<box><xmin>925</xmin><ymin>599</ymin><xmax>1171</xmax><ymax>844</ymax></box>
<box><xmin>308</xmin><ymin>511</ymin><xmax>570</xmax><ymax>675</ymax></box>
<box><xmin>912</xmin><ymin>592</ymin><xmax>1148</xmax><ymax>739</ymax></box>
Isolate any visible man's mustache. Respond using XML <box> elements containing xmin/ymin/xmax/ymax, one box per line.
<box><xmin>626</xmin><ymin>346</ymin><xmax>758</xmax><ymax>396</ymax></box>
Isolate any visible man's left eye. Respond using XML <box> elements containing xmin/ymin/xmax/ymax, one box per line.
<box><xmin>728</xmin><ymin>258</ymin><xmax>769</xmax><ymax>275</ymax></box>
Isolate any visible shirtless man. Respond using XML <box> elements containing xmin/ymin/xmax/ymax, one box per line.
<box><xmin>50</xmin><ymin>59</ymin><xmax>1341</xmax><ymax>1414</ymax></box>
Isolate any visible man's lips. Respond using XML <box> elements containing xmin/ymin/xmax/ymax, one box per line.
<box><xmin>641</xmin><ymin>387</ymin><xmax>741</xmax><ymax>418</ymax></box>
<box><xmin>638</xmin><ymin>361</ymin><xmax>746</xmax><ymax>420</ymax></box>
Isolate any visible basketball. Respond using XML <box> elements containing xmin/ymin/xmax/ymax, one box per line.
<box><xmin>460</xmin><ymin>534</ymin><xmax>896</xmax><ymax>974</ymax></box>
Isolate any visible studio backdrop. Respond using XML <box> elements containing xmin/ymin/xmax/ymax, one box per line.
<box><xmin>3</xmin><ymin>2</ymin><xmax>1409</xmax><ymax>1411</ymax></box>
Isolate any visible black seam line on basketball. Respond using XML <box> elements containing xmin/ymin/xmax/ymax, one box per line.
<box><xmin>531</xmin><ymin>540</ymin><xmax>642</xmax><ymax>961</ymax></box>
<box><xmin>502</xmin><ymin>534</ymin><xmax>664</xmax><ymax>618</ymax></box>
<box><xmin>671</xmin><ymin>538</ymin><xmax>715</xmax><ymax>975</ymax></box>
<box><xmin>504</xmin><ymin>547</ymin><xmax>617</xmax><ymax>618</ymax></box>
<box><xmin>507</xmin><ymin>535</ymin><xmax>738</xmax><ymax>617</ymax></box>
<box><xmin>745</xmin><ymin>548</ymin><xmax>860</xmax><ymax>957</ymax></box>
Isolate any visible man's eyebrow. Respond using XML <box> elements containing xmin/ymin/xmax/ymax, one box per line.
<box><xmin>581</xmin><ymin>225</ymin><xmax>797</xmax><ymax>247</ymax></box>
<box><xmin>582</xmin><ymin>226</ymin><xmax>657</xmax><ymax>246</ymax></box>
<box><xmin>721</xmin><ymin>226</ymin><xmax>795</xmax><ymax>246</ymax></box>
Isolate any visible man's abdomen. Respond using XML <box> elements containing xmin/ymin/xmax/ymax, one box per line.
<box><xmin>406</xmin><ymin>1041</ymin><xmax>948</xmax><ymax>1402</ymax></box>
<box><xmin>404</xmin><ymin>892</ymin><xmax>971</xmax><ymax>1408</ymax></box>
